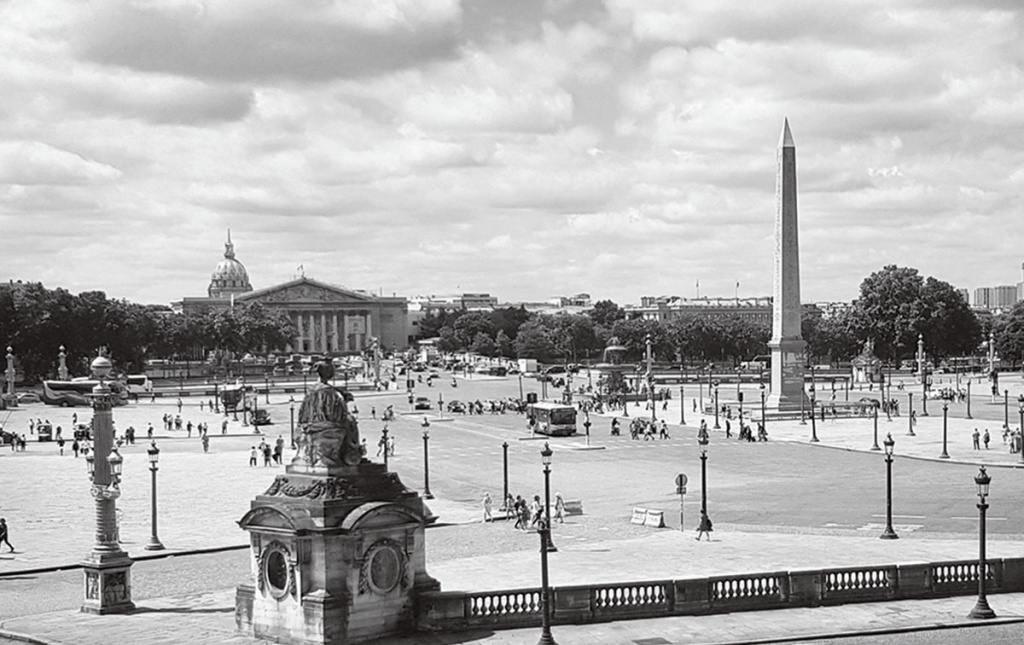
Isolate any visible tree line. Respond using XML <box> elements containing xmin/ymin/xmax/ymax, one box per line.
<box><xmin>5</xmin><ymin>264</ymin><xmax>1023</xmax><ymax>382</ymax></box>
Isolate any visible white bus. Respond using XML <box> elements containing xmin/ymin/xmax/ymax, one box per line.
<box><xmin>527</xmin><ymin>402</ymin><xmax>578</xmax><ymax>436</ymax></box>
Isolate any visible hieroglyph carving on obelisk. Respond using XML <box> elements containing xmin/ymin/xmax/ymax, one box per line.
<box><xmin>766</xmin><ymin>118</ymin><xmax>809</xmax><ymax>411</ymax></box>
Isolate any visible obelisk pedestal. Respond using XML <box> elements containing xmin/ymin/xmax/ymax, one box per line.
<box><xmin>766</xmin><ymin>119</ymin><xmax>809</xmax><ymax>411</ymax></box>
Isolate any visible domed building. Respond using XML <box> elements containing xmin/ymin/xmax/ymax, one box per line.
<box><xmin>208</xmin><ymin>231</ymin><xmax>253</xmax><ymax>298</ymax></box>
<box><xmin>176</xmin><ymin>231</ymin><xmax>409</xmax><ymax>353</ymax></box>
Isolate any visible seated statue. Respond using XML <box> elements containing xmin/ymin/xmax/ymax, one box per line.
<box><xmin>293</xmin><ymin>361</ymin><xmax>363</xmax><ymax>469</ymax></box>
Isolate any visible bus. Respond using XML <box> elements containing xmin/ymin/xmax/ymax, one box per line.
<box><xmin>220</xmin><ymin>383</ymin><xmax>254</xmax><ymax>413</ymax></box>
<box><xmin>125</xmin><ymin>374</ymin><xmax>152</xmax><ymax>396</ymax></box>
<box><xmin>527</xmin><ymin>402</ymin><xmax>578</xmax><ymax>436</ymax></box>
<box><xmin>42</xmin><ymin>380</ymin><xmax>128</xmax><ymax>407</ymax></box>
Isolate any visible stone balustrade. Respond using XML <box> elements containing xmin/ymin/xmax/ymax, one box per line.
<box><xmin>416</xmin><ymin>557</ymin><xmax>1024</xmax><ymax>633</ymax></box>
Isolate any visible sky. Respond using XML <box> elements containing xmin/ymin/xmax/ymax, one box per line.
<box><xmin>1</xmin><ymin>0</ymin><xmax>1022</xmax><ymax>307</ymax></box>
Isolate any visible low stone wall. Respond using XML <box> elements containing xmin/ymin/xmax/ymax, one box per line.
<box><xmin>417</xmin><ymin>557</ymin><xmax>1024</xmax><ymax>632</ymax></box>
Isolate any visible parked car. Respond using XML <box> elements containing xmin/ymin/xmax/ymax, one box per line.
<box><xmin>446</xmin><ymin>400</ymin><xmax>467</xmax><ymax>413</ymax></box>
<box><xmin>414</xmin><ymin>397</ymin><xmax>432</xmax><ymax>410</ymax></box>
<box><xmin>252</xmin><ymin>409</ymin><xmax>272</xmax><ymax>426</ymax></box>
<box><xmin>16</xmin><ymin>392</ymin><xmax>41</xmax><ymax>404</ymax></box>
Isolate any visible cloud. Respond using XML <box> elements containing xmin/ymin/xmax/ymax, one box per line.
<box><xmin>72</xmin><ymin>0</ymin><xmax>464</xmax><ymax>82</ymax></box>
<box><xmin>0</xmin><ymin>142</ymin><xmax>121</xmax><ymax>185</ymax></box>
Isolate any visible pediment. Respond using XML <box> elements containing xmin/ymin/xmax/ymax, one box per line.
<box><xmin>239</xmin><ymin>279</ymin><xmax>376</xmax><ymax>305</ymax></box>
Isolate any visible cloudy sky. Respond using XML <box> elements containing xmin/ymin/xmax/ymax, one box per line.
<box><xmin>1</xmin><ymin>0</ymin><xmax>1022</xmax><ymax>307</ymax></box>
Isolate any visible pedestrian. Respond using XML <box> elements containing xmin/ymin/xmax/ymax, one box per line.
<box><xmin>275</xmin><ymin>435</ymin><xmax>285</xmax><ymax>464</ymax></box>
<box><xmin>504</xmin><ymin>493</ymin><xmax>515</xmax><ymax>520</ymax></box>
<box><xmin>483</xmin><ymin>492</ymin><xmax>493</xmax><ymax>522</ymax></box>
<box><xmin>201</xmin><ymin>434</ymin><xmax>210</xmax><ymax>453</ymax></box>
<box><xmin>262</xmin><ymin>443</ymin><xmax>272</xmax><ymax>466</ymax></box>
<box><xmin>147</xmin><ymin>423</ymin><xmax>153</xmax><ymax>439</ymax></box>
<box><xmin>984</xmin><ymin>428</ymin><xmax>990</xmax><ymax>450</ymax></box>
<box><xmin>724</xmin><ymin>418</ymin><xmax>731</xmax><ymax>439</ymax></box>
<box><xmin>177</xmin><ymin>398</ymin><xmax>182</xmax><ymax>413</ymax></box>
<box><xmin>387</xmin><ymin>434</ymin><xmax>396</xmax><ymax>456</ymax></box>
<box><xmin>371</xmin><ymin>406</ymin><xmax>377</xmax><ymax>420</ymax></box>
<box><xmin>187</xmin><ymin>421</ymin><xmax>193</xmax><ymax>438</ymax></box>
<box><xmin>529</xmin><ymin>495</ymin><xmax>542</xmax><ymax>528</ymax></box>
<box><xmin>659</xmin><ymin>419</ymin><xmax>670</xmax><ymax>440</ymax></box>
<box><xmin>200</xmin><ymin>400</ymin><xmax>205</xmax><ymax>412</ymax></box>
<box><xmin>72</xmin><ymin>438</ymin><xmax>80</xmax><ymax>458</ymax></box>
<box><xmin>554</xmin><ymin>492</ymin><xmax>565</xmax><ymax>523</ymax></box>
<box><xmin>57</xmin><ymin>436</ymin><xmax>66</xmax><ymax>456</ymax></box>
<box><xmin>910</xmin><ymin>410</ymin><xmax>917</xmax><ymax>427</ymax></box>
<box><xmin>0</xmin><ymin>518</ymin><xmax>14</xmax><ymax>552</ymax></box>
<box><xmin>249</xmin><ymin>446</ymin><xmax>258</xmax><ymax>467</ymax></box>
<box><xmin>972</xmin><ymin>428</ymin><xmax>980</xmax><ymax>450</ymax></box>
<box><xmin>377</xmin><ymin>434</ymin><xmax>386</xmax><ymax>456</ymax></box>
<box><xmin>222</xmin><ymin>419</ymin><xmax>228</xmax><ymax>434</ymax></box>
<box><xmin>696</xmin><ymin>509</ymin><xmax>713</xmax><ymax>541</ymax></box>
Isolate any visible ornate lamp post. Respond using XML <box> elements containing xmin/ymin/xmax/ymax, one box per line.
<box><xmin>967</xmin><ymin>380</ymin><xmax>972</xmax><ymax>419</ymax></box>
<box><xmin>214</xmin><ymin>381</ymin><xmax>221</xmax><ymax>414</ymax></box>
<box><xmin>880</xmin><ymin>433</ymin><xmax>898</xmax><ymax>540</ymax></box>
<box><xmin>1003</xmin><ymin>390</ymin><xmax>1009</xmax><ymax>431</ymax></box>
<box><xmin>583</xmin><ymin>410</ymin><xmax>592</xmax><ymax>448</ymax></box>
<box><xmin>289</xmin><ymin>396</ymin><xmax>296</xmax><ymax>449</ymax></box>
<box><xmin>940</xmin><ymin>400</ymin><xmax>950</xmax><ymax>459</ymax></box>
<box><xmin>645</xmin><ymin>334</ymin><xmax>656</xmax><ymax>421</ymax></box>
<box><xmin>1018</xmin><ymin>396</ymin><xmax>1024</xmax><ymax>464</ymax></box>
<box><xmin>968</xmin><ymin>467</ymin><xmax>996</xmax><ymax>620</ymax></box>
<box><xmin>145</xmin><ymin>441</ymin><xmax>165</xmax><ymax>551</ymax></box>
<box><xmin>381</xmin><ymin>426</ymin><xmax>390</xmax><ymax>469</ymax></box>
<box><xmin>759</xmin><ymin>382</ymin><xmax>766</xmax><ymax>433</ymax></box>
<box><xmin>809</xmin><ymin>383</ymin><xmax>818</xmax><ymax>443</ymax></box>
<box><xmin>58</xmin><ymin>345</ymin><xmax>69</xmax><ymax>381</ymax></box>
<box><xmin>4</xmin><ymin>346</ymin><xmax>15</xmax><ymax>398</ymax></box>
<box><xmin>264</xmin><ymin>375</ymin><xmax>270</xmax><ymax>404</ymax></box>
<box><xmin>679</xmin><ymin>363</ymin><xmax>686</xmax><ymax>426</ymax></box>
<box><xmin>540</xmin><ymin>443</ymin><xmax>557</xmax><ymax>552</ymax></box>
<box><xmin>81</xmin><ymin>354</ymin><xmax>134</xmax><ymax>614</ymax></box>
<box><xmin>871</xmin><ymin>404</ymin><xmax>880</xmax><ymax>451</ymax></box>
<box><xmin>422</xmin><ymin>430</ymin><xmax>433</xmax><ymax>499</ymax></box>
<box><xmin>502</xmin><ymin>441</ymin><xmax>509</xmax><ymax>505</ymax></box>
<box><xmin>713</xmin><ymin>382</ymin><xmax>720</xmax><ymax>429</ymax></box>
<box><xmin>907</xmin><ymin>393</ymin><xmax>915</xmax><ymax>436</ymax></box>
<box><xmin>536</xmin><ymin>457</ymin><xmax>558</xmax><ymax>645</ymax></box>
<box><xmin>698</xmin><ymin>433</ymin><xmax>710</xmax><ymax>522</ymax></box>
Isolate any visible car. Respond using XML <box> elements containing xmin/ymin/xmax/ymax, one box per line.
<box><xmin>414</xmin><ymin>397</ymin><xmax>432</xmax><ymax>410</ymax></box>
<box><xmin>16</xmin><ymin>392</ymin><xmax>41</xmax><ymax>404</ymax></box>
<box><xmin>252</xmin><ymin>409</ymin><xmax>272</xmax><ymax>426</ymax></box>
<box><xmin>446</xmin><ymin>400</ymin><xmax>467</xmax><ymax>413</ymax></box>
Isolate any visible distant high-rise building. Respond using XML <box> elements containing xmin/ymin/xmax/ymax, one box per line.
<box><xmin>973</xmin><ymin>285</ymin><xmax>1018</xmax><ymax>310</ymax></box>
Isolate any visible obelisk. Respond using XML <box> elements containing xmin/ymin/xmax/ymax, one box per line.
<box><xmin>766</xmin><ymin>118</ymin><xmax>808</xmax><ymax>411</ymax></box>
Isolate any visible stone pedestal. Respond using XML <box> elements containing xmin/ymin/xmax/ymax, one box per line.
<box><xmin>235</xmin><ymin>462</ymin><xmax>438</xmax><ymax>645</ymax></box>
<box><xmin>81</xmin><ymin>551</ymin><xmax>135</xmax><ymax>615</ymax></box>
<box><xmin>766</xmin><ymin>338</ymin><xmax>808</xmax><ymax>411</ymax></box>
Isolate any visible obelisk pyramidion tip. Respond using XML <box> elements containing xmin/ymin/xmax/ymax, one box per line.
<box><xmin>779</xmin><ymin>118</ymin><xmax>794</xmax><ymax>148</ymax></box>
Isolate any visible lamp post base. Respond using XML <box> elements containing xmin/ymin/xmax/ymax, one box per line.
<box><xmin>968</xmin><ymin>598</ymin><xmax>996</xmax><ymax>620</ymax></box>
<box><xmin>144</xmin><ymin>538</ymin><xmax>165</xmax><ymax>551</ymax></box>
<box><xmin>939</xmin><ymin>452</ymin><xmax>950</xmax><ymax>459</ymax></box>
<box><xmin>537</xmin><ymin>630</ymin><xmax>558</xmax><ymax>645</ymax></box>
<box><xmin>879</xmin><ymin>527</ymin><xmax>899</xmax><ymax>540</ymax></box>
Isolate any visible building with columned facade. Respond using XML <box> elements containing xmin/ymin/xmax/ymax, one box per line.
<box><xmin>177</xmin><ymin>233</ymin><xmax>409</xmax><ymax>353</ymax></box>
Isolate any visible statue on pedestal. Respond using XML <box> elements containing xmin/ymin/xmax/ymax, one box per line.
<box><xmin>293</xmin><ymin>361</ymin><xmax>363</xmax><ymax>469</ymax></box>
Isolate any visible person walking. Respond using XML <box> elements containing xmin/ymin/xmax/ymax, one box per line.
<box><xmin>505</xmin><ymin>493</ymin><xmax>515</xmax><ymax>521</ymax></box>
<box><xmin>0</xmin><ymin>518</ymin><xmax>14</xmax><ymax>552</ymax></box>
<box><xmin>972</xmin><ymin>428</ymin><xmax>980</xmax><ymax>450</ymax></box>
<box><xmin>554</xmin><ymin>492</ymin><xmax>565</xmax><ymax>523</ymax></box>
<box><xmin>201</xmin><ymin>434</ymin><xmax>210</xmax><ymax>453</ymax></box>
<box><xmin>57</xmin><ymin>437</ymin><xmax>66</xmax><ymax>456</ymax></box>
<box><xmin>72</xmin><ymin>438</ymin><xmax>80</xmax><ymax>458</ymax></box>
<box><xmin>482</xmin><ymin>492</ymin><xmax>493</xmax><ymax>522</ymax></box>
<box><xmin>696</xmin><ymin>509</ymin><xmax>713</xmax><ymax>541</ymax></box>
<box><xmin>249</xmin><ymin>446</ymin><xmax>258</xmax><ymax>467</ymax></box>
<box><xmin>984</xmin><ymin>428</ymin><xmax>991</xmax><ymax>450</ymax></box>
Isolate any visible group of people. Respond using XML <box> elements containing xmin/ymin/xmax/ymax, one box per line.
<box><xmin>249</xmin><ymin>435</ymin><xmax>286</xmax><ymax>467</ymax></box>
<box><xmin>609</xmin><ymin>416</ymin><xmax>671</xmax><ymax>440</ymax></box>
<box><xmin>483</xmin><ymin>492</ymin><xmax>565</xmax><ymax>528</ymax></box>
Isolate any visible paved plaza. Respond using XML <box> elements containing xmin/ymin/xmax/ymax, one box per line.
<box><xmin>2</xmin><ymin>372</ymin><xmax>1024</xmax><ymax>643</ymax></box>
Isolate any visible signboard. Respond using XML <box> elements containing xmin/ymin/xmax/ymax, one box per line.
<box><xmin>675</xmin><ymin>473</ymin><xmax>688</xmax><ymax>488</ymax></box>
<box><xmin>630</xmin><ymin>508</ymin><xmax>647</xmax><ymax>525</ymax></box>
<box><xmin>643</xmin><ymin>510</ymin><xmax>665</xmax><ymax>528</ymax></box>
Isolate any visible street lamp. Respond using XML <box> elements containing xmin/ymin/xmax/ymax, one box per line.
<box><xmin>698</xmin><ymin>433</ymin><xmax>710</xmax><ymax>523</ymax></box>
<box><xmin>871</xmin><ymin>404</ymin><xmax>880</xmax><ymax>451</ymax></box>
<box><xmin>645</xmin><ymin>334</ymin><xmax>656</xmax><ymax>422</ymax></box>
<box><xmin>518</xmin><ymin>373</ymin><xmax>524</xmax><ymax>401</ymax></box>
<box><xmin>422</xmin><ymin>431</ymin><xmax>433</xmax><ymax>499</ymax></box>
<box><xmin>583</xmin><ymin>410</ymin><xmax>592</xmax><ymax>448</ymax></box>
<box><xmin>1004</xmin><ymin>389</ymin><xmax>1009</xmax><ymax>430</ymax></box>
<box><xmin>214</xmin><ymin>382</ymin><xmax>220</xmax><ymax>414</ymax></box>
<box><xmin>907</xmin><ymin>393</ymin><xmax>915</xmax><ymax>436</ymax></box>
<box><xmin>879</xmin><ymin>433</ymin><xmax>898</xmax><ymax>540</ymax></box>
<box><xmin>289</xmin><ymin>396</ymin><xmax>296</xmax><ymax>449</ymax></box>
<box><xmin>713</xmin><ymin>383</ymin><xmax>720</xmax><ymax>429</ymax></box>
<box><xmin>809</xmin><ymin>383</ymin><xmax>818</xmax><ymax>443</ymax></box>
<box><xmin>940</xmin><ymin>401</ymin><xmax>950</xmax><ymax>459</ymax></box>
<box><xmin>679</xmin><ymin>362</ymin><xmax>686</xmax><ymax>426</ymax></box>
<box><xmin>967</xmin><ymin>380</ymin><xmax>972</xmax><ymax>419</ymax></box>
<box><xmin>502</xmin><ymin>441</ymin><xmax>509</xmax><ymax>505</ymax></box>
<box><xmin>759</xmin><ymin>382</ymin><xmax>766</xmax><ymax>434</ymax></box>
<box><xmin>381</xmin><ymin>426</ymin><xmax>390</xmax><ymax>469</ymax></box>
<box><xmin>264</xmin><ymin>375</ymin><xmax>270</xmax><ymax>404</ymax></box>
<box><xmin>145</xmin><ymin>441</ymin><xmax>165</xmax><ymax>551</ymax></box>
<box><xmin>536</xmin><ymin>501</ymin><xmax>557</xmax><ymax>645</ymax></box>
<box><xmin>968</xmin><ymin>467</ymin><xmax>996</xmax><ymax>620</ymax></box>
<box><xmin>540</xmin><ymin>443</ymin><xmax>557</xmax><ymax>552</ymax></box>
<box><xmin>1018</xmin><ymin>395</ymin><xmax>1024</xmax><ymax>464</ymax></box>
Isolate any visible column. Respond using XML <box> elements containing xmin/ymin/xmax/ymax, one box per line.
<box><xmin>332</xmin><ymin>313</ymin><xmax>339</xmax><ymax>353</ymax></box>
<box><xmin>306</xmin><ymin>313</ymin><xmax>314</xmax><ymax>353</ymax></box>
<box><xmin>293</xmin><ymin>312</ymin><xmax>303</xmax><ymax>353</ymax></box>
<box><xmin>342</xmin><ymin>314</ymin><xmax>350</xmax><ymax>352</ymax></box>
<box><xmin>320</xmin><ymin>312</ymin><xmax>328</xmax><ymax>354</ymax></box>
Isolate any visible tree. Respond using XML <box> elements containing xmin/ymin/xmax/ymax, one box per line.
<box><xmin>994</xmin><ymin>303</ymin><xmax>1024</xmax><ymax>369</ymax></box>
<box><xmin>854</xmin><ymin>265</ymin><xmax>981</xmax><ymax>364</ymax></box>
<box><xmin>494</xmin><ymin>329</ymin><xmax>514</xmax><ymax>358</ymax></box>
<box><xmin>587</xmin><ymin>300</ymin><xmax>625</xmax><ymax>328</ymax></box>
<box><xmin>470</xmin><ymin>331</ymin><xmax>496</xmax><ymax>356</ymax></box>
<box><xmin>513</xmin><ymin>320</ymin><xmax>557</xmax><ymax>362</ymax></box>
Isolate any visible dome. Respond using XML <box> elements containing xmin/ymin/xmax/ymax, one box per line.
<box><xmin>208</xmin><ymin>230</ymin><xmax>253</xmax><ymax>298</ymax></box>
